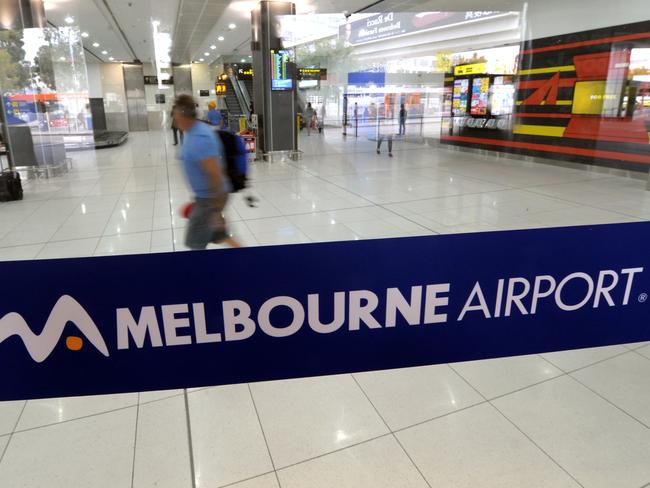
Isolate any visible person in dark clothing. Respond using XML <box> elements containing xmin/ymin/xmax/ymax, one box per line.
<box><xmin>398</xmin><ymin>103</ymin><xmax>407</xmax><ymax>135</ymax></box>
<box><xmin>171</xmin><ymin>109</ymin><xmax>183</xmax><ymax>145</ymax></box>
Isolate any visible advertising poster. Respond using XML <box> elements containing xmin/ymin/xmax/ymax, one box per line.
<box><xmin>471</xmin><ymin>77</ymin><xmax>490</xmax><ymax>115</ymax></box>
<box><xmin>452</xmin><ymin>79</ymin><xmax>469</xmax><ymax>115</ymax></box>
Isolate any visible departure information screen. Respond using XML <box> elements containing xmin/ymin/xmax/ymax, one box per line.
<box><xmin>271</xmin><ymin>50</ymin><xmax>293</xmax><ymax>91</ymax></box>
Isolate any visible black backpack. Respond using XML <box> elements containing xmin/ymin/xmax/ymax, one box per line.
<box><xmin>0</xmin><ymin>171</ymin><xmax>23</xmax><ymax>202</ymax></box>
<box><xmin>217</xmin><ymin>130</ymin><xmax>248</xmax><ymax>192</ymax></box>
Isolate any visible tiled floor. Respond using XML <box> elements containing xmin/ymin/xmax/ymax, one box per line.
<box><xmin>1</xmin><ymin>129</ymin><xmax>650</xmax><ymax>487</ymax></box>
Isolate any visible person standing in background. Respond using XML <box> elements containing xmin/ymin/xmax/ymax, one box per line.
<box><xmin>173</xmin><ymin>95</ymin><xmax>241</xmax><ymax>249</ymax></box>
<box><xmin>399</xmin><ymin>103</ymin><xmax>407</xmax><ymax>136</ymax></box>
<box><xmin>304</xmin><ymin>102</ymin><xmax>316</xmax><ymax>136</ymax></box>
<box><xmin>376</xmin><ymin>104</ymin><xmax>394</xmax><ymax>157</ymax></box>
<box><xmin>320</xmin><ymin>103</ymin><xmax>326</xmax><ymax>131</ymax></box>
<box><xmin>171</xmin><ymin>108</ymin><xmax>183</xmax><ymax>146</ymax></box>
<box><xmin>207</xmin><ymin>100</ymin><xmax>223</xmax><ymax>128</ymax></box>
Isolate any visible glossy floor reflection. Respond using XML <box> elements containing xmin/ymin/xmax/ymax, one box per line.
<box><xmin>1</xmin><ymin>129</ymin><xmax>649</xmax><ymax>487</ymax></box>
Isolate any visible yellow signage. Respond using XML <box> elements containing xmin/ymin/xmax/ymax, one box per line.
<box><xmin>215</xmin><ymin>82</ymin><xmax>227</xmax><ymax>95</ymax></box>
<box><xmin>454</xmin><ymin>63</ymin><xmax>487</xmax><ymax>76</ymax></box>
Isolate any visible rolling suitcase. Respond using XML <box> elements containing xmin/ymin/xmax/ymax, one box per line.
<box><xmin>0</xmin><ymin>171</ymin><xmax>23</xmax><ymax>202</ymax></box>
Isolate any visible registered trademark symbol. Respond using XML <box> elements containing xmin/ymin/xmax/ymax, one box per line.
<box><xmin>639</xmin><ymin>293</ymin><xmax>648</xmax><ymax>303</ymax></box>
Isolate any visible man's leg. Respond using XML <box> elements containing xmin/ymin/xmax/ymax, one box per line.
<box><xmin>185</xmin><ymin>200</ymin><xmax>211</xmax><ymax>250</ymax></box>
<box><xmin>211</xmin><ymin>194</ymin><xmax>242</xmax><ymax>248</ymax></box>
<box><xmin>172</xmin><ymin>127</ymin><xmax>179</xmax><ymax>145</ymax></box>
<box><xmin>377</xmin><ymin>135</ymin><xmax>383</xmax><ymax>154</ymax></box>
<box><xmin>388</xmin><ymin>135</ymin><xmax>393</xmax><ymax>157</ymax></box>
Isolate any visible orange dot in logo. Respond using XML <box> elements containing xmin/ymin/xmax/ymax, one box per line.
<box><xmin>66</xmin><ymin>336</ymin><xmax>84</xmax><ymax>351</ymax></box>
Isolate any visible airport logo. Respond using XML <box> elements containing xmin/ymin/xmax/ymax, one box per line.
<box><xmin>1</xmin><ymin>267</ymin><xmax>645</xmax><ymax>363</ymax></box>
<box><xmin>0</xmin><ymin>295</ymin><xmax>109</xmax><ymax>363</ymax></box>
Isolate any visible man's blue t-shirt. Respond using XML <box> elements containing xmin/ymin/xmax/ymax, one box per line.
<box><xmin>181</xmin><ymin>121</ymin><xmax>230</xmax><ymax>197</ymax></box>
<box><xmin>207</xmin><ymin>109</ymin><xmax>222</xmax><ymax>127</ymax></box>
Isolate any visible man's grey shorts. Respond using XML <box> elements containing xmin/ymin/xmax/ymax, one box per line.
<box><xmin>185</xmin><ymin>194</ymin><xmax>229</xmax><ymax>250</ymax></box>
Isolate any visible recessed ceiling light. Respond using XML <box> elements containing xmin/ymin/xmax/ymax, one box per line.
<box><xmin>64</xmin><ymin>16</ymin><xmax>74</xmax><ymax>24</ymax></box>
<box><xmin>59</xmin><ymin>56</ymin><xmax>66</xmax><ymax>61</ymax></box>
<box><xmin>204</xmin><ymin>52</ymin><xmax>209</xmax><ymax>56</ymax></box>
<box><xmin>102</xmin><ymin>50</ymin><xmax>108</xmax><ymax>55</ymax></box>
<box><xmin>241</xmin><ymin>58</ymin><xmax>246</xmax><ymax>62</ymax></box>
<box><xmin>92</xmin><ymin>42</ymin><xmax>100</xmax><ymax>47</ymax></box>
<box><xmin>210</xmin><ymin>45</ymin><xmax>216</xmax><ymax>50</ymax></box>
<box><xmin>109</xmin><ymin>57</ymin><xmax>114</xmax><ymax>61</ymax></box>
<box><xmin>199</xmin><ymin>58</ymin><xmax>204</xmax><ymax>62</ymax></box>
<box><xmin>217</xmin><ymin>36</ymin><xmax>224</xmax><ymax>41</ymax></box>
<box><xmin>81</xmin><ymin>32</ymin><xmax>89</xmax><ymax>38</ymax></box>
<box><xmin>228</xmin><ymin>23</ymin><xmax>236</xmax><ymax>30</ymax></box>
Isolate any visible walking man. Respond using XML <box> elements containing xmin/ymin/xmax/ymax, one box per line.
<box><xmin>173</xmin><ymin>95</ymin><xmax>241</xmax><ymax>249</ymax></box>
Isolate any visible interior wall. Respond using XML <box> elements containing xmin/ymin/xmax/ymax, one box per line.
<box><xmin>526</xmin><ymin>0</ymin><xmax>650</xmax><ymax>40</ymax></box>
<box><xmin>143</xmin><ymin>63</ymin><xmax>174</xmax><ymax>129</ymax></box>
<box><xmin>191</xmin><ymin>64</ymin><xmax>220</xmax><ymax>114</ymax></box>
<box><xmin>86</xmin><ymin>63</ymin><xmax>103</xmax><ymax>99</ymax></box>
<box><xmin>99</xmin><ymin>64</ymin><xmax>128</xmax><ymax>132</ymax></box>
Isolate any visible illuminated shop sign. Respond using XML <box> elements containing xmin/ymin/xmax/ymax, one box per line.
<box><xmin>215</xmin><ymin>82</ymin><xmax>227</xmax><ymax>95</ymax></box>
<box><xmin>298</xmin><ymin>68</ymin><xmax>327</xmax><ymax>80</ymax></box>
<box><xmin>454</xmin><ymin>63</ymin><xmax>488</xmax><ymax>76</ymax></box>
<box><xmin>340</xmin><ymin>11</ymin><xmax>506</xmax><ymax>46</ymax></box>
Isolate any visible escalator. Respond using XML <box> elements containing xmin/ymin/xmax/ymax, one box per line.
<box><xmin>224</xmin><ymin>78</ymin><xmax>244</xmax><ymax>115</ymax></box>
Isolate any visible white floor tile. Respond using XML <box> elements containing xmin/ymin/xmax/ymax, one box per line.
<box><xmin>540</xmin><ymin>345</ymin><xmax>629</xmax><ymax>372</ymax></box>
<box><xmin>17</xmin><ymin>393</ymin><xmax>138</xmax><ymax>431</ymax></box>
<box><xmin>493</xmin><ymin>376</ymin><xmax>650</xmax><ymax>488</ymax></box>
<box><xmin>95</xmin><ymin>231</ymin><xmax>152</xmax><ymax>255</ymax></box>
<box><xmin>189</xmin><ymin>385</ymin><xmax>273</xmax><ymax>487</ymax></box>
<box><xmin>637</xmin><ymin>344</ymin><xmax>650</xmax><ymax>359</ymax></box>
<box><xmin>0</xmin><ymin>244</ymin><xmax>44</xmax><ymax>261</ymax></box>
<box><xmin>228</xmin><ymin>473</ymin><xmax>279</xmax><ymax>488</ymax></box>
<box><xmin>0</xmin><ymin>408</ymin><xmax>136</xmax><ymax>488</ymax></box>
<box><xmin>139</xmin><ymin>389</ymin><xmax>183</xmax><ymax>404</ymax></box>
<box><xmin>397</xmin><ymin>403</ymin><xmax>580</xmax><ymax>488</ymax></box>
<box><xmin>250</xmin><ymin>375</ymin><xmax>388</xmax><ymax>468</ymax></box>
<box><xmin>50</xmin><ymin>221</ymin><xmax>107</xmax><ymax>241</ymax></box>
<box><xmin>36</xmin><ymin>238</ymin><xmax>100</xmax><ymax>259</ymax></box>
<box><xmin>451</xmin><ymin>355</ymin><xmax>563</xmax><ymax>399</ymax></box>
<box><xmin>133</xmin><ymin>396</ymin><xmax>192</xmax><ymax>488</ymax></box>
<box><xmin>0</xmin><ymin>401</ymin><xmax>25</xmax><ymax>436</ymax></box>
<box><xmin>571</xmin><ymin>353</ymin><xmax>650</xmax><ymax>426</ymax></box>
<box><xmin>354</xmin><ymin>365</ymin><xmax>484</xmax><ymax>430</ymax></box>
<box><xmin>279</xmin><ymin>435</ymin><xmax>428</xmax><ymax>488</ymax></box>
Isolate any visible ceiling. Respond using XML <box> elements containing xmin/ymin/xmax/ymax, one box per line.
<box><xmin>41</xmin><ymin>0</ymin><xmax>527</xmax><ymax>64</ymax></box>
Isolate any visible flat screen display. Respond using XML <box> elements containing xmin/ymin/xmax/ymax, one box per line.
<box><xmin>470</xmin><ymin>77</ymin><xmax>489</xmax><ymax>115</ymax></box>
<box><xmin>299</xmin><ymin>80</ymin><xmax>318</xmax><ymax>89</ymax></box>
<box><xmin>452</xmin><ymin>79</ymin><xmax>469</xmax><ymax>115</ymax></box>
<box><xmin>271</xmin><ymin>50</ymin><xmax>293</xmax><ymax>91</ymax></box>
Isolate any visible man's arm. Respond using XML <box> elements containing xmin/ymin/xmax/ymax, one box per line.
<box><xmin>200</xmin><ymin>156</ymin><xmax>223</xmax><ymax>194</ymax></box>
